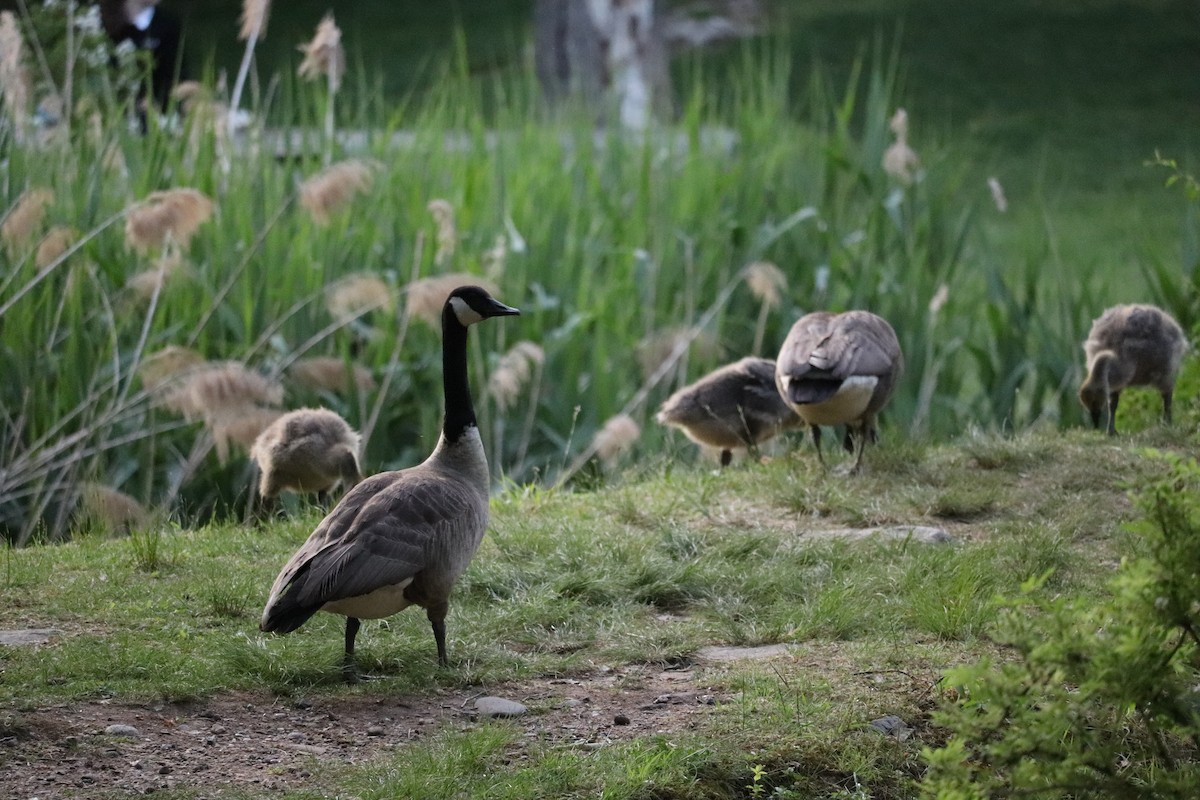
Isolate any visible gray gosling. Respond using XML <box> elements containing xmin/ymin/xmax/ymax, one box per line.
<box><xmin>250</xmin><ymin>407</ymin><xmax>364</xmax><ymax>517</ymax></box>
<box><xmin>1079</xmin><ymin>303</ymin><xmax>1185</xmax><ymax>435</ymax></box>
<box><xmin>775</xmin><ymin>310</ymin><xmax>904</xmax><ymax>474</ymax></box>
<box><xmin>656</xmin><ymin>356</ymin><xmax>803</xmax><ymax>466</ymax></box>
<box><xmin>260</xmin><ymin>286</ymin><xmax>519</xmax><ymax>677</ymax></box>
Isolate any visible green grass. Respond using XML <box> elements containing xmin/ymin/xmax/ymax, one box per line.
<box><xmin>0</xmin><ymin>431</ymin><xmax>1183</xmax><ymax>797</ymax></box>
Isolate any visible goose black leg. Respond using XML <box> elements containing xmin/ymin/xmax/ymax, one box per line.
<box><xmin>342</xmin><ymin>617</ymin><xmax>362</xmax><ymax>682</ymax></box>
<box><xmin>1163</xmin><ymin>390</ymin><xmax>1174</xmax><ymax>425</ymax></box>
<box><xmin>719</xmin><ymin>449</ymin><xmax>733</xmax><ymax>467</ymax></box>
<box><xmin>428</xmin><ymin>602</ymin><xmax>450</xmax><ymax>668</ymax></box>
<box><xmin>1107</xmin><ymin>392</ymin><xmax>1121</xmax><ymax>436</ymax></box>
<box><xmin>811</xmin><ymin>425</ymin><xmax>826</xmax><ymax>467</ymax></box>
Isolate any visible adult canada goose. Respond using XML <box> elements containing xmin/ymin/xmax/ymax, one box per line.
<box><xmin>260</xmin><ymin>286</ymin><xmax>519</xmax><ymax>675</ymax></box>
<box><xmin>655</xmin><ymin>357</ymin><xmax>803</xmax><ymax>466</ymax></box>
<box><xmin>250</xmin><ymin>407</ymin><xmax>364</xmax><ymax>516</ymax></box>
<box><xmin>1078</xmin><ymin>303</ymin><xmax>1185</xmax><ymax>435</ymax></box>
<box><xmin>775</xmin><ymin>310</ymin><xmax>903</xmax><ymax>473</ymax></box>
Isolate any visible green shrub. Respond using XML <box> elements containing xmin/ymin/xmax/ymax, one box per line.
<box><xmin>921</xmin><ymin>450</ymin><xmax>1200</xmax><ymax>798</ymax></box>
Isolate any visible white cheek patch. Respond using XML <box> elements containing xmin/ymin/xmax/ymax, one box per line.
<box><xmin>449</xmin><ymin>296</ymin><xmax>484</xmax><ymax>326</ymax></box>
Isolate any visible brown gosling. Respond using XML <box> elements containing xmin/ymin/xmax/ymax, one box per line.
<box><xmin>656</xmin><ymin>357</ymin><xmax>803</xmax><ymax>466</ymax></box>
<box><xmin>250</xmin><ymin>407</ymin><xmax>364</xmax><ymax>516</ymax></box>
<box><xmin>260</xmin><ymin>286</ymin><xmax>519</xmax><ymax>677</ymax></box>
<box><xmin>775</xmin><ymin>311</ymin><xmax>904</xmax><ymax>474</ymax></box>
<box><xmin>1079</xmin><ymin>303</ymin><xmax>1186</xmax><ymax>435</ymax></box>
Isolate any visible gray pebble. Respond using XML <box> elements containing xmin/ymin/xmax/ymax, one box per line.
<box><xmin>613</xmin><ymin>714</ymin><xmax>631</xmax><ymax>726</ymax></box>
<box><xmin>366</xmin><ymin>725</ymin><xmax>385</xmax><ymax>737</ymax></box>
<box><xmin>103</xmin><ymin>724</ymin><xmax>141</xmax><ymax>738</ymax></box>
<box><xmin>474</xmin><ymin>696</ymin><xmax>528</xmax><ymax>718</ymax></box>
<box><xmin>867</xmin><ymin>715</ymin><xmax>914</xmax><ymax>740</ymax></box>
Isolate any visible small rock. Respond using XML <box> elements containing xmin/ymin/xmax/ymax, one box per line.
<box><xmin>700</xmin><ymin>695</ymin><xmax>716</xmax><ymax>705</ymax></box>
<box><xmin>210</xmin><ymin>724</ymin><xmax>227</xmax><ymax>735</ymax></box>
<box><xmin>104</xmin><ymin>724</ymin><xmax>141</xmax><ymax>738</ymax></box>
<box><xmin>286</xmin><ymin>731</ymin><xmax>305</xmax><ymax>741</ymax></box>
<box><xmin>0</xmin><ymin>628</ymin><xmax>61</xmax><ymax>646</ymax></box>
<box><xmin>613</xmin><ymin>714</ymin><xmax>631</xmax><ymax>726</ymax></box>
<box><xmin>867</xmin><ymin>715</ymin><xmax>914</xmax><ymax>740</ymax></box>
<box><xmin>366</xmin><ymin>725</ymin><xmax>385</xmax><ymax>737</ymax></box>
<box><xmin>562</xmin><ymin>698</ymin><xmax>585</xmax><ymax>709</ymax></box>
<box><xmin>474</xmin><ymin>696</ymin><xmax>528</xmax><ymax>719</ymax></box>
<box><xmin>157</xmin><ymin>765</ymin><xmax>172</xmax><ymax>775</ymax></box>
<box><xmin>293</xmin><ymin>699</ymin><xmax>313</xmax><ymax>710</ymax></box>
<box><xmin>696</xmin><ymin>644</ymin><xmax>792</xmax><ymax>662</ymax></box>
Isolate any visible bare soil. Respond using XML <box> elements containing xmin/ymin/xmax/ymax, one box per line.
<box><xmin>1</xmin><ymin>662</ymin><xmax>731</xmax><ymax>799</ymax></box>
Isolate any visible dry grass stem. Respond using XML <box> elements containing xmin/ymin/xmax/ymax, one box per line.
<box><xmin>489</xmin><ymin>341</ymin><xmax>545</xmax><ymax>411</ymax></box>
<box><xmin>988</xmin><ymin>177</ymin><xmax>1008</xmax><ymax>212</ymax></box>
<box><xmin>929</xmin><ymin>284</ymin><xmax>950</xmax><ymax>315</ymax></box>
<box><xmin>297</xmin><ymin>12</ymin><xmax>344</xmax><ymax>91</ymax></box>
<box><xmin>482</xmin><ymin>234</ymin><xmax>508</xmax><ymax>279</ymax></box>
<box><xmin>592</xmin><ymin>414</ymin><xmax>640</xmax><ymax>468</ymax></box>
<box><xmin>427</xmin><ymin>199</ymin><xmax>457</xmax><ymax>265</ymax></box>
<box><xmin>239</xmin><ymin>0</ymin><xmax>270</xmax><ymax>41</ymax></box>
<box><xmin>2</xmin><ymin>187</ymin><xmax>52</xmax><ymax>254</ymax></box>
<box><xmin>35</xmin><ymin>226</ymin><xmax>77</xmax><ymax>269</ymax></box>
<box><xmin>299</xmin><ymin>159</ymin><xmax>378</xmax><ymax>225</ymax></box>
<box><xmin>406</xmin><ymin>273</ymin><xmax>498</xmax><ymax>327</ymax></box>
<box><xmin>138</xmin><ymin>346</ymin><xmax>206</xmax><ymax>391</ymax></box>
<box><xmin>325</xmin><ymin>272</ymin><xmax>393</xmax><ymax>323</ymax></box>
<box><xmin>157</xmin><ymin>362</ymin><xmax>283</xmax><ymax>420</ymax></box>
<box><xmin>124</xmin><ymin>189</ymin><xmax>215</xmax><ymax>254</ymax></box>
<box><xmin>744</xmin><ymin>261</ymin><xmax>787</xmax><ymax>309</ymax></box>
<box><xmin>289</xmin><ymin>356</ymin><xmax>376</xmax><ymax>393</ymax></box>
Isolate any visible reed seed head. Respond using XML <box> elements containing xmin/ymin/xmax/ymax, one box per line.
<box><xmin>157</xmin><ymin>361</ymin><xmax>283</xmax><ymax>421</ymax></box>
<box><xmin>928</xmin><ymin>283</ymin><xmax>949</xmax><ymax>315</ymax></box>
<box><xmin>0</xmin><ymin>11</ymin><xmax>30</xmax><ymax>129</ymax></box>
<box><xmin>124</xmin><ymin>188</ymin><xmax>215</xmax><ymax>254</ymax></box>
<box><xmin>288</xmin><ymin>356</ymin><xmax>376</xmax><ymax>393</ymax></box>
<box><xmin>125</xmin><ymin>250</ymin><xmax>191</xmax><ymax>302</ymax></box>
<box><xmin>2</xmin><ymin>187</ymin><xmax>52</xmax><ymax>254</ymax></box>
<box><xmin>299</xmin><ymin>159</ymin><xmax>378</xmax><ymax>225</ymax></box>
<box><xmin>239</xmin><ymin>0</ymin><xmax>270</xmax><ymax>41</ymax></box>
<box><xmin>637</xmin><ymin>327</ymin><xmax>720</xmax><ymax>380</ymax></box>
<box><xmin>883</xmin><ymin>108</ymin><xmax>919</xmax><ymax>184</ymax></box>
<box><xmin>427</xmin><ymin>199</ymin><xmax>457</xmax><ymax>265</ymax></box>
<box><xmin>988</xmin><ymin>176</ymin><xmax>1008</xmax><ymax>212</ymax></box>
<box><xmin>405</xmin><ymin>273</ymin><xmax>499</xmax><ymax>327</ymax></box>
<box><xmin>489</xmin><ymin>340</ymin><xmax>545</xmax><ymax>411</ymax></box>
<box><xmin>325</xmin><ymin>272</ymin><xmax>394</xmax><ymax>323</ymax></box>
<box><xmin>138</xmin><ymin>345</ymin><xmax>206</xmax><ymax>391</ymax></box>
<box><xmin>593</xmin><ymin>414</ymin><xmax>640</xmax><ymax>468</ymax></box>
<box><xmin>744</xmin><ymin>260</ymin><xmax>787</xmax><ymax>310</ymax></box>
<box><xmin>35</xmin><ymin>225</ymin><xmax>76</xmax><ymax>269</ymax></box>
<box><xmin>297</xmin><ymin>12</ymin><xmax>344</xmax><ymax>92</ymax></box>
<box><xmin>209</xmin><ymin>405</ymin><xmax>283</xmax><ymax>465</ymax></box>
<box><xmin>78</xmin><ymin>482</ymin><xmax>149</xmax><ymax>533</ymax></box>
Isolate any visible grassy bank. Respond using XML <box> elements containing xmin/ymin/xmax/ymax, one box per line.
<box><xmin>0</xmin><ymin>430</ymin><xmax>1180</xmax><ymax>797</ymax></box>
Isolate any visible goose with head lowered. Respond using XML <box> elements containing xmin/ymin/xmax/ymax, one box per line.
<box><xmin>656</xmin><ymin>356</ymin><xmax>803</xmax><ymax>466</ymax></box>
<box><xmin>260</xmin><ymin>285</ymin><xmax>519</xmax><ymax>676</ymax></box>
<box><xmin>1078</xmin><ymin>303</ymin><xmax>1185</xmax><ymax>435</ymax></box>
<box><xmin>775</xmin><ymin>310</ymin><xmax>903</xmax><ymax>474</ymax></box>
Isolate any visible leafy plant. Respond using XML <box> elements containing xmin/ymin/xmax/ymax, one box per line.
<box><xmin>922</xmin><ymin>449</ymin><xmax>1200</xmax><ymax>798</ymax></box>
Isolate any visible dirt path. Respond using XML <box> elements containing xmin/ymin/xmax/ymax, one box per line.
<box><xmin>1</xmin><ymin>663</ymin><xmax>725</xmax><ymax>798</ymax></box>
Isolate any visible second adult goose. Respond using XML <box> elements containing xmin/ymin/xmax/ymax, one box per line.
<box><xmin>260</xmin><ymin>285</ymin><xmax>519</xmax><ymax>675</ymax></box>
<box><xmin>775</xmin><ymin>310</ymin><xmax>903</xmax><ymax>473</ymax></box>
<box><xmin>656</xmin><ymin>357</ymin><xmax>803</xmax><ymax>466</ymax></box>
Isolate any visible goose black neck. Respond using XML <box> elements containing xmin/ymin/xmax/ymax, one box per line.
<box><xmin>441</xmin><ymin>306</ymin><xmax>476</xmax><ymax>442</ymax></box>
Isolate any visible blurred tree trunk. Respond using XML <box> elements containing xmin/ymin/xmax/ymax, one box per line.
<box><xmin>533</xmin><ymin>0</ymin><xmax>672</xmax><ymax>130</ymax></box>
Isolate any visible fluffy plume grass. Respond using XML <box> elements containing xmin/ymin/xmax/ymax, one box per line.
<box><xmin>637</xmin><ymin>327</ymin><xmax>720</xmax><ymax>381</ymax></box>
<box><xmin>288</xmin><ymin>356</ymin><xmax>376</xmax><ymax>393</ymax></box>
<box><xmin>299</xmin><ymin>159</ymin><xmax>378</xmax><ymax>225</ymax></box>
<box><xmin>138</xmin><ymin>346</ymin><xmax>206</xmax><ymax>391</ymax></box>
<box><xmin>489</xmin><ymin>341</ymin><xmax>545</xmax><ymax>412</ymax></box>
<box><xmin>157</xmin><ymin>362</ymin><xmax>283</xmax><ymax>421</ymax></box>
<box><xmin>297</xmin><ymin>12</ymin><xmax>345</xmax><ymax>91</ymax></box>
<box><xmin>125</xmin><ymin>251</ymin><xmax>193</xmax><ymax>302</ymax></box>
<box><xmin>0</xmin><ymin>11</ymin><xmax>30</xmax><ymax>134</ymax></box>
<box><xmin>123</xmin><ymin>189</ymin><xmax>215</xmax><ymax>254</ymax></box>
<box><xmin>324</xmin><ymin>272</ymin><xmax>393</xmax><ymax>324</ymax></box>
<box><xmin>405</xmin><ymin>273</ymin><xmax>498</xmax><ymax>327</ymax></box>
<box><xmin>427</xmin><ymin>199</ymin><xmax>457</xmax><ymax>265</ymax></box>
<box><xmin>592</xmin><ymin>414</ymin><xmax>640</xmax><ymax>469</ymax></box>
<box><xmin>208</xmin><ymin>405</ymin><xmax>283</xmax><ymax>465</ymax></box>
<box><xmin>76</xmin><ymin>483</ymin><xmax>150</xmax><ymax>534</ymax></box>
<box><xmin>882</xmin><ymin>107</ymin><xmax>920</xmax><ymax>184</ymax></box>
<box><xmin>34</xmin><ymin>226</ymin><xmax>77</xmax><ymax>270</ymax></box>
<box><xmin>745</xmin><ymin>260</ymin><xmax>788</xmax><ymax>354</ymax></box>
<box><xmin>1</xmin><ymin>187</ymin><xmax>52</xmax><ymax>255</ymax></box>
